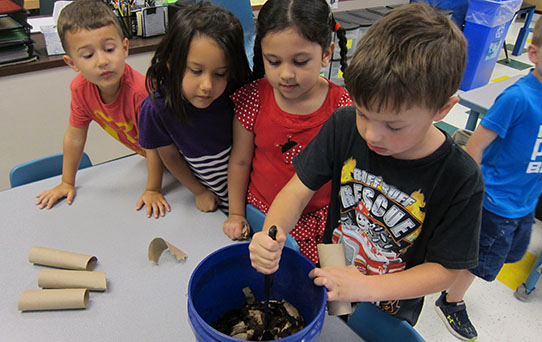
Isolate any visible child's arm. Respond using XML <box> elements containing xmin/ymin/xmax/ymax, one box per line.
<box><xmin>136</xmin><ymin>149</ymin><xmax>171</xmax><ymax>218</ymax></box>
<box><xmin>249</xmin><ymin>174</ymin><xmax>315</xmax><ymax>274</ymax></box>
<box><xmin>223</xmin><ymin>120</ymin><xmax>255</xmax><ymax>239</ymax></box>
<box><xmin>465</xmin><ymin>124</ymin><xmax>497</xmax><ymax>165</ymax></box>
<box><xmin>35</xmin><ymin>125</ymin><xmax>88</xmax><ymax>209</ymax></box>
<box><xmin>309</xmin><ymin>261</ymin><xmax>460</xmax><ymax>302</ymax></box>
<box><xmin>157</xmin><ymin>144</ymin><xmax>219</xmax><ymax>212</ymax></box>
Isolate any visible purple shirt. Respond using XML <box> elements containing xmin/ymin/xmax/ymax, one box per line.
<box><xmin>138</xmin><ymin>93</ymin><xmax>233</xmax><ymax>209</ymax></box>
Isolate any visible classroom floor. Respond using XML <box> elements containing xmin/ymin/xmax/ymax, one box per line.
<box><xmin>415</xmin><ymin>12</ymin><xmax>542</xmax><ymax>342</ymax></box>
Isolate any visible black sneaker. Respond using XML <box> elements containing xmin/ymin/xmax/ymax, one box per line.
<box><xmin>434</xmin><ymin>291</ymin><xmax>478</xmax><ymax>341</ymax></box>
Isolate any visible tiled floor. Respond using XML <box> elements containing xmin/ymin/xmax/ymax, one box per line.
<box><xmin>416</xmin><ymin>12</ymin><xmax>542</xmax><ymax>342</ymax></box>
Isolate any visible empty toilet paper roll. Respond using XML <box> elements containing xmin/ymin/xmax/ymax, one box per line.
<box><xmin>317</xmin><ymin>243</ymin><xmax>353</xmax><ymax>316</ymax></box>
<box><xmin>29</xmin><ymin>246</ymin><xmax>97</xmax><ymax>270</ymax></box>
<box><xmin>38</xmin><ymin>269</ymin><xmax>107</xmax><ymax>291</ymax></box>
<box><xmin>18</xmin><ymin>289</ymin><xmax>89</xmax><ymax>311</ymax></box>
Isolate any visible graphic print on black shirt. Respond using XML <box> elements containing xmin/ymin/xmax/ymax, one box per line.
<box><xmin>332</xmin><ymin>158</ymin><xmax>426</xmax><ymax>277</ymax></box>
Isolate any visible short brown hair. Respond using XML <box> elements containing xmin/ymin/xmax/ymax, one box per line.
<box><xmin>344</xmin><ymin>3</ymin><xmax>467</xmax><ymax>112</ymax></box>
<box><xmin>57</xmin><ymin>0</ymin><xmax>123</xmax><ymax>53</ymax></box>
<box><xmin>532</xmin><ymin>16</ymin><xmax>542</xmax><ymax>47</ymax></box>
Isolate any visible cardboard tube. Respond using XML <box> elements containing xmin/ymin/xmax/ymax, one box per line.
<box><xmin>18</xmin><ymin>289</ymin><xmax>89</xmax><ymax>311</ymax></box>
<box><xmin>317</xmin><ymin>243</ymin><xmax>353</xmax><ymax>316</ymax></box>
<box><xmin>38</xmin><ymin>269</ymin><xmax>107</xmax><ymax>291</ymax></box>
<box><xmin>29</xmin><ymin>246</ymin><xmax>97</xmax><ymax>271</ymax></box>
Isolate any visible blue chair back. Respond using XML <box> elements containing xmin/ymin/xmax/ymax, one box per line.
<box><xmin>200</xmin><ymin>0</ymin><xmax>255</xmax><ymax>66</ymax></box>
<box><xmin>245</xmin><ymin>203</ymin><xmax>300</xmax><ymax>252</ymax></box>
<box><xmin>347</xmin><ymin>302</ymin><xmax>425</xmax><ymax>342</ymax></box>
<box><xmin>9</xmin><ymin>152</ymin><xmax>92</xmax><ymax>188</ymax></box>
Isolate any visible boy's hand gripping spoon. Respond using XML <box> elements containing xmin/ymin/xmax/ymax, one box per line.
<box><xmin>260</xmin><ymin>225</ymin><xmax>278</xmax><ymax>341</ymax></box>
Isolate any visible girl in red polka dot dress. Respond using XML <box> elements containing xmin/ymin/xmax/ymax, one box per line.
<box><xmin>222</xmin><ymin>0</ymin><xmax>351</xmax><ymax>264</ymax></box>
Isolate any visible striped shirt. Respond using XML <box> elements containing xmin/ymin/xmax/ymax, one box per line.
<box><xmin>139</xmin><ymin>92</ymin><xmax>234</xmax><ymax>212</ymax></box>
<box><xmin>184</xmin><ymin>146</ymin><xmax>230</xmax><ymax>212</ymax></box>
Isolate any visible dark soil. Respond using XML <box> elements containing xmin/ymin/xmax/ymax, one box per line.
<box><xmin>211</xmin><ymin>287</ymin><xmax>305</xmax><ymax>341</ymax></box>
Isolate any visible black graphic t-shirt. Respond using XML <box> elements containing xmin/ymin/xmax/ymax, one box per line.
<box><xmin>293</xmin><ymin>106</ymin><xmax>483</xmax><ymax>325</ymax></box>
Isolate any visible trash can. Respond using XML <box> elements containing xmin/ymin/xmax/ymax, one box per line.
<box><xmin>460</xmin><ymin>0</ymin><xmax>522</xmax><ymax>91</ymax></box>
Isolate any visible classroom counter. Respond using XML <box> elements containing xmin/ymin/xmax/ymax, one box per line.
<box><xmin>0</xmin><ymin>33</ymin><xmax>162</xmax><ymax>77</ymax></box>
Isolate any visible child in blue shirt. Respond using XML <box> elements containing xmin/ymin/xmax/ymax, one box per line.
<box><xmin>436</xmin><ymin>17</ymin><xmax>542</xmax><ymax>341</ymax></box>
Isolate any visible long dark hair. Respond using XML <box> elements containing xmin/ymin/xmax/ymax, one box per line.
<box><xmin>146</xmin><ymin>1</ymin><xmax>252</xmax><ymax>124</ymax></box>
<box><xmin>252</xmin><ymin>0</ymin><xmax>348</xmax><ymax>80</ymax></box>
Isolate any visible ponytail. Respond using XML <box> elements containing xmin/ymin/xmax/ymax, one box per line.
<box><xmin>331</xmin><ymin>16</ymin><xmax>348</xmax><ymax>76</ymax></box>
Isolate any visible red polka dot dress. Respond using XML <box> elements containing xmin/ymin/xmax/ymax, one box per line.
<box><xmin>231</xmin><ymin>78</ymin><xmax>352</xmax><ymax>263</ymax></box>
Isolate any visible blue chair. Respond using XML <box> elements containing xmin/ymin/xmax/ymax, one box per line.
<box><xmin>9</xmin><ymin>152</ymin><xmax>92</xmax><ymax>188</ymax></box>
<box><xmin>245</xmin><ymin>203</ymin><xmax>300</xmax><ymax>252</ymax></box>
<box><xmin>347</xmin><ymin>302</ymin><xmax>425</xmax><ymax>342</ymax></box>
<box><xmin>201</xmin><ymin>0</ymin><xmax>255</xmax><ymax>67</ymax></box>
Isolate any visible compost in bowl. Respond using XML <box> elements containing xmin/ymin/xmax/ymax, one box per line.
<box><xmin>187</xmin><ymin>243</ymin><xmax>326</xmax><ymax>341</ymax></box>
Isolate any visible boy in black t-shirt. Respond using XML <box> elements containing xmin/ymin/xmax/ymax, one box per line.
<box><xmin>249</xmin><ymin>3</ymin><xmax>483</xmax><ymax>327</ymax></box>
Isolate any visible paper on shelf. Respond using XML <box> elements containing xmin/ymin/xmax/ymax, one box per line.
<box><xmin>27</xmin><ymin>17</ymin><xmax>54</xmax><ymax>33</ymax></box>
<box><xmin>148</xmin><ymin>237</ymin><xmax>187</xmax><ymax>264</ymax></box>
<box><xmin>29</xmin><ymin>246</ymin><xmax>97</xmax><ymax>271</ymax></box>
<box><xmin>41</xmin><ymin>25</ymin><xmax>65</xmax><ymax>55</ymax></box>
<box><xmin>18</xmin><ymin>289</ymin><xmax>89</xmax><ymax>311</ymax></box>
<box><xmin>317</xmin><ymin>243</ymin><xmax>353</xmax><ymax>315</ymax></box>
<box><xmin>27</xmin><ymin>1</ymin><xmax>72</xmax><ymax>33</ymax></box>
<box><xmin>38</xmin><ymin>269</ymin><xmax>107</xmax><ymax>291</ymax></box>
<box><xmin>52</xmin><ymin>1</ymin><xmax>72</xmax><ymax>24</ymax></box>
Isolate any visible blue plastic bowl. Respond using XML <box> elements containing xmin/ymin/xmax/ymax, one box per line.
<box><xmin>188</xmin><ymin>243</ymin><xmax>326</xmax><ymax>341</ymax></box>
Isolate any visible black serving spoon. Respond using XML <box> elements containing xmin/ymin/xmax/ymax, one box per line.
<box><xmin>260</xmin><ymin>225</ymin><xmax>278</xmax><ymax>341</ymax></box>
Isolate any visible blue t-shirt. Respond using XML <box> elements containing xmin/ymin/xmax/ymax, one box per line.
<box><xmin>138</xmin><ymin>92</ymin><xmax>233</xmax><ymax>210</ymax></box>
<box><xmin>480</xmin><ymin>70</ymin><xmax>542</xmax><ymax>218</ymax></box>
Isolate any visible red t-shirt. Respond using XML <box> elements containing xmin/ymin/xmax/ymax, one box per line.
<box><xmin>69</xmin><ymin>64</ymin><xmax>147</xmax><ymax>156</ymax></box>
<box><xmin>232</xmin><ymin>78</ymin><xmax>351</xmax><ymax>263</ymax></box>
<box><xmin>234</xmin><ymin>78</ymin><xmax>352</xmax><ymax>213</ymax></box>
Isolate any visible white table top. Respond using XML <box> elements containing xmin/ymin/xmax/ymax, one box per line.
<box><xmin>458</xmin><ymin>74</ymin><xmax>524</xmax><ymax>115</ymax></box>
<box><xmin>0</xmin><ymin>155</ymin><xmax>362</xmax><ymax>341</ymax></box>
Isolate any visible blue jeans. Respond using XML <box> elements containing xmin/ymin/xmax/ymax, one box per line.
<box><xmin>471</xmin><ymin>208</ymin><xmax>534</xmax><ymax>281</ymax></box>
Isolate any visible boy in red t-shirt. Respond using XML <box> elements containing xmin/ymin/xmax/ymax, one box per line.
<box><xmin>35</xmin><ymin>0</ymin><xmax>167</xmax><ymax>215</ymax></box>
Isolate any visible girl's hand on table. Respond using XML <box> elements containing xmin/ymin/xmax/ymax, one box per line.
<box><xmin>136</xmin><ymin>190</ymin><xmax>171</xmax><ymax>218</ymax></box>
<box><xmin>223</xmin><ymin>214</ymin><xmax>249</xmax><ymax>240</ymax></box>
<box><xmin>195</xmin><ymin>189</ymin><xmax>219</xmax><ymax>212</ymax></box>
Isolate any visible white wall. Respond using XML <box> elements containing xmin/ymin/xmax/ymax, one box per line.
<box><xmin>0</xmin><ymin>52</ymin><xmax>153</xmax><ymax>190</ymax></box>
